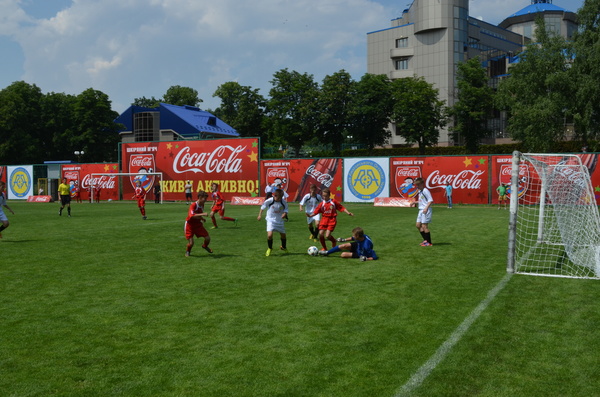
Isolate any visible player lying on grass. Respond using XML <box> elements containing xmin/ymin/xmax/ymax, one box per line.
<box><xmin>185</xmin><ymin>190</ymin><xmax>213</xmax><ymax>257</ymax></box>
<box><xmin>318</xmin><ymin>227</ymin><xmax>377</xmax><ymax>261</ymax></box>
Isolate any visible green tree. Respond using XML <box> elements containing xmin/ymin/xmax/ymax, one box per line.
<box><xmin>42</xmin><ymin>92</ymin><xmax>77</xmax><ymax>160</ymax></box>
<box><xmin>131</xmin><ymin>96</ymin><xmax>161</xmax><ymax>108</ymax></box>
<box><xmin>213</xmin><ymin>81</ymin><xmax>266</xmax><ymax>138</ymax></box>
<box><xmin>349</xmin><ymin>73</ymin><xmax>393</xmax><ymax>150</ymax></box>
<box><xmin>571</xmin><ymin>0</ymin><xmax>600</xmax><ymax>146</ymax></box>
<box><xmin>71</xmin><ymin>88</ymin><xmax>121</xmax><ymax>162</ymax></box>
<box><xmin>0</xmin><ymin>81</ymin><xmax>45</xmax><ymax>164</ymax></box>
<box><xmin>318</xmin><ymin>70</ymin><xmax>355</xmax><ymax>155</ymax></box>
<box><xmin>449</xmin><ymin>57</ymin><xmax>494</xmax><ymax>154</ymax></box>
<box><xmin>163</xmin><ymin>85</ymin><xmax>202</xmax><ymax>107</ymax></box>
<box><xmin>496</xmin><ymin>18</ymin><xmax>573</xmax><ymax>152</ymax></box>
<box><xmin>390</xmin><ymin>76</ymin><xmax>447</xmax><ymax>155</ymax></box>
<box><xmin>267</xmin><ymin>69</ymin><xmax>319</xmax><ymax>157</ymax></box>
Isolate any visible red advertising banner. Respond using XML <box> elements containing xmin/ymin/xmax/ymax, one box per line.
<box><xmin>0</xmin><ymin>166</ymin><xmax>5</xmax><ymax>185</ymax></box>
<box><xmin>260</xmin><ymin>158</ymin><xmax>343</xmax><ymax>202</ymax></box>
<box><xmin>27</xmin><ymin>195</ymin><xmax>53</xmax><ymax>203</ymax></box>
<box><xmin>61</xmin><ymin>163</ymin><xmax>119</xmax><ymax>202</ymax></box>
<box><xmin>121</xmin><ymin>138</ymin><xmax>259</xmax><ymax>201</ymax></box>
<box><xmin>390</xmin><ymin>156</ymin><xmax>489</xmax><ymax>204</ymax></box>
<box><xmin>231</xmin><ymin>196</ymin><xmax>264</xmax><ymax>205</ymax></box>
<box><xmin>373</xmin><ymin>197</ymin><xmax>413</xmax><ymax>207</ymax></box>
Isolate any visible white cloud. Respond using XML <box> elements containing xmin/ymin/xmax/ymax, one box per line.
<box><xmin>0</xmin><ymin>0</ymin><xmax>583</xmax><ymax>113</ymax></box>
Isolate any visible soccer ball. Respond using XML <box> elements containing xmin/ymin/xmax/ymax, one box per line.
<box><xmin>307</xmin><ymin>246</ymin><xmax>319</xmax><ymax>256</ymax></box>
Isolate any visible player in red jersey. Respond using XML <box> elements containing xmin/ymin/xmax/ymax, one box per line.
<box><xmin>209</xmin><ymin>182</ymin><xmax>237</xmax><ymax>229</ymax></box>
<box><xmin>133</xmin><ymin>180</ymin><xmax>147</xmax><ymax>220</ymax></box>
<box><xmin>185</xmin><ymin>190</ymin><xmax>213</xmax><ymax>256</ymax></box>
<box><xmin>307</xmin><ymin>187</ymin><xmax>353</xmax><ymax>252</ymax></box>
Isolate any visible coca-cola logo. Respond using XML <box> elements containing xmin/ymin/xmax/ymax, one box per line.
<box><xmin>131</xmin><ymin>156</ymin><xmax>153</xmax><ymax>167</ymax></box>
<box><xmin>81</xmin><ymin>174</ymin><xmax>117</xmax><ymax>189</ymax></box>
<box><xmin>396</xmin><ymin>168</ymin><xmax>420</xmax><ymax>178</ymax></box>
<box><xmin>64</xmin><ymin>171</ymin><xmax>78</xmax><ymax>180</ymax></box>
<box><xmin>426</xmin><ymin>169</ymin><xmax>485</xmax><ymax>190</ymax></box>
<box><xmin>267</xmin><ymin>169</ymin><xmax>287</xmax><ymax>178</ymax></box>
<box><xmin>173</xmin><ymin>145</ymin><xmax>244</xmax><ymax>174</ymax></box>
<box><xmin>306</xmin><ymin>164</ymin><xmax>334</xmax><ymax>187</ymax></box>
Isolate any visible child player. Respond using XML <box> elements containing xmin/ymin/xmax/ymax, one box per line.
<box><xmin>299</xmin><ymin>184</ymin><xmax>322</xmax><ymax>242</ymax></box>
<box><xmin>209</xmin><ymin>183</ymin><xmax>237</xmax><ymax>228</ymax></box>
<box><xmin>319</xmin><ymin>227</ymin><xmax>378</xmax><ymax>261</ymax></box>
<box><xmin>411</xmin><ymin>177</ymin><xmax>433</xmax><ymax>246</ymax></box>
<box><xmin>307</xmin><ymin>187</ymin><xmax>354</xmax><ymax>253</ymax></box>
<box><xmin>133</xmin><ymin>180</ymin><xmax>147</xmax><ymax>220</ymax></box>
<box><xmin>257</xmin><ymin>188</ymin><xmax>288</xmax><ymax>256</ymax></box>
<box><xmin>0</xmin><ymin>182</ymin><xmax>15</xmax><ymax>239</ymax></box>
<box><xmin>185</xmin><ymin>190</ymin><xmax>213</xmax><ymax>257</ymax></box>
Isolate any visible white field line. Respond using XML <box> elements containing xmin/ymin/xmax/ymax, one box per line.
<box><xmin>394</xmin><ymin>272</ymin><xmax>513</xmax><ymax>397</ymax></box>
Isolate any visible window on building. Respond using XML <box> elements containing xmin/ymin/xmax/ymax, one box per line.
<box><xmin>545</xmin><ymin>16</ymin><xmax>561</xmax><ymax>36</ymax></box>
<box><xmin>395</xmin><ymin>58</ymin><xmax>409</xmax><ymax>70</ymax></box>
<box><xmin>395</xmin><ymin>37</ymin><xmax>408</xmax><ymax>48</ymax></box>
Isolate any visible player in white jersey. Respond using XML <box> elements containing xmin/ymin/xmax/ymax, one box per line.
<box><xmin>299</xmin><ymin>184</ymin><xmax>322</xmax><ymax>242</ymax></box>
<box><xmin>411</xmin><ymin>177</ymin><xmax>434</xmax><ymax>246</ymax></box>
<box><xmin>0</xmin><ymin>182</ymin><xmax>15</xmax><ymax>239</ymax></box>
<box><xmin>257</xmin><ymin>189</ymin><xmax>289</xmax><ymax>256</ymax></box>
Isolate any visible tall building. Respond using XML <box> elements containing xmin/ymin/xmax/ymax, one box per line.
<box><xmin>367</xmin><ymin>0</ymin><xmax>578</xmax><ymax>147</ymax></box>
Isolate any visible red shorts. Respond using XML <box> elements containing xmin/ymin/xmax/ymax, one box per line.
<box><xmin>185</xmin><ymin>221</ymin><xmax>209</xmax><ymax>239</ymax></box>
<box><xmin>318</xmin><ymin>217</ymin><xmax>337</xmax><ymax>231</ymax></box>
<box><xmin>211</xmin><ymin>203</ymin><xmax>224</xmax><ymax>215</ymax></box>
<box><xmin>137</xmin><ymin>198</ymin><xmax>145</xmax><ymax>208</ymax></box>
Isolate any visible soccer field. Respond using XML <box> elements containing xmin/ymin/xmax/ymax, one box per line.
<box><xmin>1</xmin><ymin>201</ymin><xmax>599</xmax><ymax>396</ymax></box>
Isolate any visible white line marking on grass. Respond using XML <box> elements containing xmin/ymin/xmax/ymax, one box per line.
<box><xmin>394</xmin><ymin>273</ymin><xmax>513</xmax><ymax>397</ymax></box>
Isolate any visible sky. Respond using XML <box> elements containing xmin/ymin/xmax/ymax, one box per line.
<box><xmin>0</xmin><ymin>0</ymin><xmax>585</xmax><ymax>114</ymax></box>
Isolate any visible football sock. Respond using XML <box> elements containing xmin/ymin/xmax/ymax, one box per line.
<box><xmin>68</xmin><ymin>208</ymin><xmax>71</xmax><ymax>215</ymax></box>
<box><xmin>267</xmin><ymin>239</ymin><xmax>273</xmax><ymax>249</ymax></box>
<box><xmin>328</xmin><ymin>246</ymin><xmax>341</xmax><ymax>254</ymax></box>
<box><xmin>211</xmin><ymin>218</ymin><xmax>218</xmax><ymax>227</ymax></box>
<box><xmin>186</xmin><ymin>243</ymin><xmax>192</xmax><ymax>252</ymax></box>
<box><xmin>425</xmin><ymin>232</ymin><xmax>431</xmax><ymax>244</ymax></box>
<box><xmin>281</xmin><ymin>238</ymin><xmax>286</xmax><ymax>249</ymax></box>
<box><xmin>420</xmin><ymin>231</ymin><xmax>427</xmax><ymax>240</ymax></box>
<box><xmin>141</xmin><ymin>208</ymin><xmax>146</xmax><ymax>216</ymax></box>
<box><xmin>223</xmin><ymin>216</ymin><xmax>235</xmax><ymax>221</ymax></box>
<box><xmin>0</xmin><ymin>225</ymin><xmax>5</xmax><ymax>232</ymax></box>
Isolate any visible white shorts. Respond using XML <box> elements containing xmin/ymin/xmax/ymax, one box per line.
<box><xmin>306</xmin><ymin>213</ymin><xmax>321</xmax><ymax>224</ymax></box>
<box><xmin>0</xmin><ymin>209</ymin><xmax>7</xmax><ymax>222</ymax></box>
<box><xmin>416</xmin><ymin>208</ymin><xmax>432</xmax><ymax>224</ymax></box>
<box><xmin>266</xmin><ymin>221</ymin><xmax>286</xmax><ymax>234</ymax></box>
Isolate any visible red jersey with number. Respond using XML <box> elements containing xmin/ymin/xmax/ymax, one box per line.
<box><xmin>185</xmin><ymin>202</ymin><xmax>208</xmax><ymax>238</ymax></box>
<box><xmin>311</xmin><ymin>199</ymin><xmax>346</xmax><ymax>231</ymax></box>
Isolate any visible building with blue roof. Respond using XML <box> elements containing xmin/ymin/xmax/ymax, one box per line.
<box><xmin>367</xmin><ymin>0</ymin><xmax>578</xmax><ymax>147</ymax></box>
<box><xmin>117</xmin><ymin>103</ymin><xmax>238</xmax><ymax>143</ymax></box>
<box><xmin>500</xmin><ymin>0</ymin><xmax>578</xmax><ymax>41</ymax></box>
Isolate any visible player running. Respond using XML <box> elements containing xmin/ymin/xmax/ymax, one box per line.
<box><xmin>307</xmin><ymin>188</ymin><xmax>353</xmax><ymax>253</ymax></box>
<box><xmin>185</xmin><ymin>190</ymin><xmax>213</xmax><ymax>257</ymax></box>
<box><xmin>133</xmin><ymin>180</ymin><xmax>147</xmax><ymax>220</ymax></box>
<box><xmin>0</xmin><ymin>182</ymin><xmax>15</xmax><ymax>239</ymax></box>
<box><xmin>257</xmin><ymin>188</ymin><xmax>289</xmax><ymax>256</ymax></box>
<box><xmin>299</xmin><ymin>184</ymin><xmax>322</xmax><ymax>242</ymax></box>
<box><xmin>412</xmin><ymin>177</ymin><xmax>433</xmax><ymax>246</ymax></box>
<box><xmin>209</xmin><ymin>183</ymin><xmax>237</xmax><ymax>229</ymax></box>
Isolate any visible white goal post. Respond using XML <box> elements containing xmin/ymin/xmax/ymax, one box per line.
<box><xmin>90</xmin><ymin>172</ymin><xmax>164</xmax><ymax>204</ymax></box>
<box><xmin>507</xmin><ymin>151</ymin><xmax>600</xmax><ymax>279</ymax></box>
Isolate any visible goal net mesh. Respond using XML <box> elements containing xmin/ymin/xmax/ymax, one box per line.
<box><xmin>513</xmin><ymin>153</ymin><xmax>600</xmax><ymax>279</ymax></box>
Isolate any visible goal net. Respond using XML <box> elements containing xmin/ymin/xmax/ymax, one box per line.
<box><xmin>90</xmin><ymin>172</ymin><xmax>163</xmax><ymax>204</ymax></box>
<box><xmin>507</xmin><ymin>152</ymin><xmax>600</xmax><ymax>279</ymax></box>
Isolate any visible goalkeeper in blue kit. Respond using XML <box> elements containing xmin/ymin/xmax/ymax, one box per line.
<box><xmin>319</xmin><ymin>227</ymin><xmax>378</xmax><ymax>261</ymax></box>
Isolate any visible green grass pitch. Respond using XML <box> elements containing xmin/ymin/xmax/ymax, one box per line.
<box><xmin>1</xmin><ymin>201</ymin><xmax>599</xmax><ymax>396</ymax></box>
